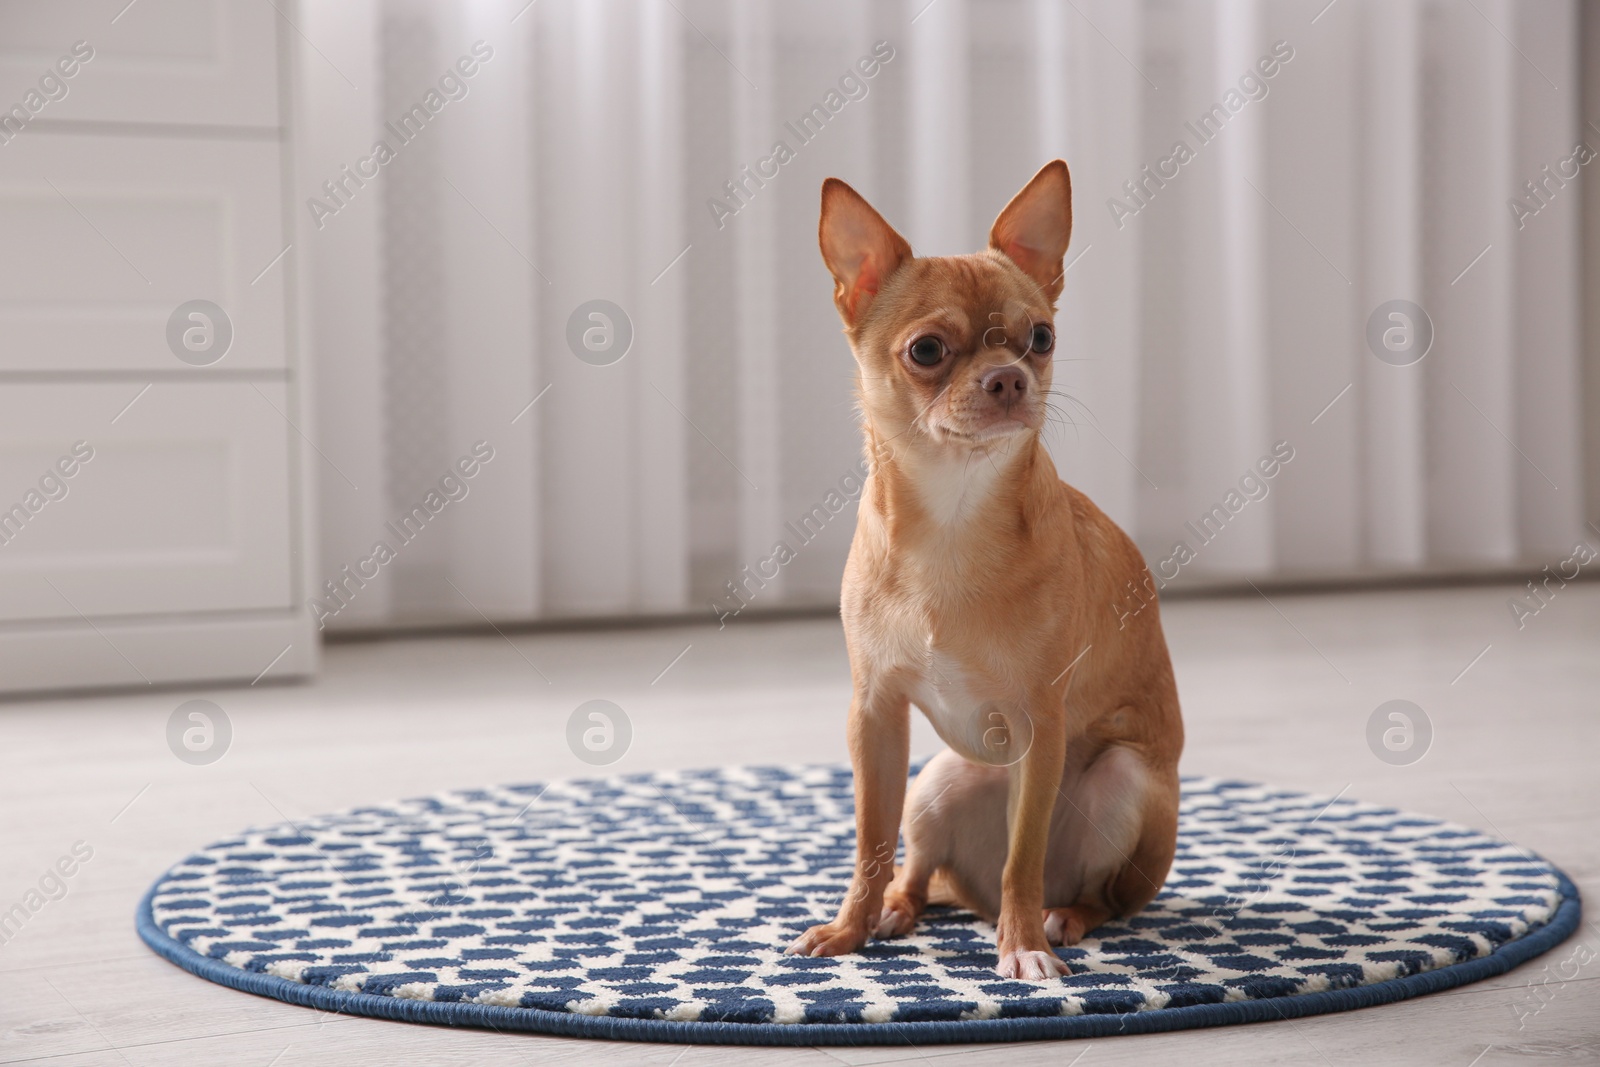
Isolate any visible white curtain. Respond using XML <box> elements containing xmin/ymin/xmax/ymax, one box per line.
<box><xmin>296</xmin><ymin>0</ymin><xmax>1587</xmax><ymax>630</ymax></box>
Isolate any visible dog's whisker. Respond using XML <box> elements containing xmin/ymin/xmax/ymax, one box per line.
<box><xmin>1049</xmin><ymin>391</ymin><xmax>1099</xmax><ymax>431</ymax></box>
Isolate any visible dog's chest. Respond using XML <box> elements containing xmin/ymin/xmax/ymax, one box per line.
<box><xmin>901</xmin><ymin>633</ymin><xmax>1013</xmax><ymax>764</ymax></box>
<box><xmin>906</xmin><ymin>638</ymin><xmax>979</xmax><ymax>721</ymax></box>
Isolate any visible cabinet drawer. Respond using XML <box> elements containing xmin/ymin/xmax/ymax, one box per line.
<box><xmin>0</xmin><ymin>381</ymin><xmax>295</xmax><ymax>621</ymax></box>
<box><xmin>0</xmin><ymin>133</ymin><xmax>290</xmax><ymax>372</ymax></box>
<box><xmin>0</xmin><ymin>0</ymin><xmax>280</xmax><ymax>128</ymax></box>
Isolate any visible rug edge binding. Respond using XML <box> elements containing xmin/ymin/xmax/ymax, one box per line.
<box><xmin>133</xmin><ymin>870</ymin><xmax>1584</xmax><ymax>1047</ymax></box>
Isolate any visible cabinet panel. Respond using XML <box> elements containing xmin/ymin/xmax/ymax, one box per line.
<box><xmin>0</xmin><ymin>133</ymin><xmax>290</xmax><ymax>372</ymax></box>
<box><xmin>0</xmin><ymin>381</ymin><xmax>296</xmax><ymax>620</ymax></box>
<box><xmin>0</xmin><ymin>0</ymin><xmax>280</xmax><ymax>128</ymax></box>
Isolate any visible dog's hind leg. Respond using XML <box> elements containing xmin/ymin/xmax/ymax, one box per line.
<box><xmin>875</xmin><ymin>752</ymin><xmax>952</xmax><ymax>938</ymax></box>
<box><xmin>1042</xmin><ymin>902</ymin><xmax>1113</xmax><ymax>947</ymax></box>
<box><xmin>1041</xmin><ymin>742</ymin><xmax>1179</xmax><ymax>945</ymax></box>
<box><xmin>876</xmin><ymin>858</ymin><xmax>933</xmax><ymax>937</ymax></box>
<box><xmin>876</xmin><ymin>748</ymin><xmax>1006</xmax><ymax>937</ymax></box>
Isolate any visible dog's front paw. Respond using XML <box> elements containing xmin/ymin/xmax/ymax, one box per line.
<box><xmin>786</xmin><ymin>920</ymin><xmax>870</xmax><ymax>958</ymax></box>
<box><xmin>996</xmin><ymin>946</ymin><xmax>1071</xmax><ymax>980</ymax></box>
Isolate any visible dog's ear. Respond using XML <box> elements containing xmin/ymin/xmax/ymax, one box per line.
<box><xmin>819</xmin><ymin>178</ymin><xmax>913</xmax><ymax>328</ymax></box>
<box><xmin>989</xmin><ymin>160</ymin><xmax>1073</xmax><ymax>304</ymax></box>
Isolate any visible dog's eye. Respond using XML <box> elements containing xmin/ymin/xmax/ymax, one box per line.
<box><xmin>908</xmin><ymin>336</ymin><xmax>944</xmax><ymax>366</ymax></box>
<box><xmin>1030</xmin><ymin>323</ymin><xmax>1055</xmax><ymax>354</ymax></box>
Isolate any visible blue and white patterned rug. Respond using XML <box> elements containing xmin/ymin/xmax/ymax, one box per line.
<box><xmin>137</xmin><ymin>765</ymin><xmax>1580</xmax><ymax>1044</ymax></box>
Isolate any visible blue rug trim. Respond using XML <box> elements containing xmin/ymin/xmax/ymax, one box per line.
<box><xmin>135</xmin><ymin>870</ymin><xmax>1581</xmax><ymax>1046</ymax></box>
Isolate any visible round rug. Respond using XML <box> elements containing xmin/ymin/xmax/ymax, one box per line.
<box><xmin>137</xmin><ymin>765</ymin><xmax>1580</xmax><ymax>1045</ymax></box>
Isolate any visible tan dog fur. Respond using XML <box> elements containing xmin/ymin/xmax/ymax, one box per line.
<box><xmin>786</xmin><ymin>161</ymin><xmax>1184</xmax><ymax>979</ymax></box>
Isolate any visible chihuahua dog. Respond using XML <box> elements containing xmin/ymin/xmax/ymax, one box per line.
<box><xmin>786</xmin><ymin>161</ymin><xmax>1183</xmax><ymax>979</ymax></box>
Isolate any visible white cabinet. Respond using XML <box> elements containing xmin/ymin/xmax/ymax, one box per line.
<box><xmin>0</xmin><ymin>2</ymin><xmax>314</xmax><ymax>694</ymax></box>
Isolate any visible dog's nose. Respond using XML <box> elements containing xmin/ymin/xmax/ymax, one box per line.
<box><xmin>980</xmin><ymin>366</ymin><xmax>1026</xmax><ymax>397</ymax></box>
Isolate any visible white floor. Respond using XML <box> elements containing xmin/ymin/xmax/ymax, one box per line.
<box><xmin>2</xmin><ymin>581</ymin><xmax>1596</xmax><ymax>1066</ymax></box>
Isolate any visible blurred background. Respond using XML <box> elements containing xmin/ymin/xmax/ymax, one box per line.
<box><xmin>0</xmin><ymin>0</ymin><xmax>1593</xmax><ymax>691</ymax></box>
<box><xmin>4</xmin><ymin>2</ymin><xmax>1599</xmax><ymax>1062</ymax></box>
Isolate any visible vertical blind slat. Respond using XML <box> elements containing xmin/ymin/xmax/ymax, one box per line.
<box><xmin>1266</xmin><ymin>0</ymin><xmax>1361</xmax><ymax>573</ymax></box>
<box><xmin>1510</xmin><ymin>0</ymin><xmax>1584</xmax><ymax>558</ymax></box>
<box><xmin>303</xmin><ymin>0</ymin><xmax>392</xmax><ymax>625</ymax></box>
<box><xmin>1423</xmin><ymin>0</ymin><xmax>1519</xmax><ymax>564</ymax></box>
<box><xmin>440</xmin><ymin>0</ymin><xmax>539</xmax><ymax>617</ymax></box>
<box><xmin>542</xmin><ymin>0</ymin><xmax>638</xmax><ymax>613</ymax></box>
<box><xmin>908</xmin><ymin>0</ymin><xmax>970</xmax><ymax>256</ymax></box>
<box><xmin>1359</xmin><ymin>0</ymin><xmax>1427</xmax><ymax>569</ymax></box>
<box><xmin>636</xmin><ymin>0</ymin><xmax>691</xmax><ymax>611</ymax></box>
<box><xmin>731</xmin><ymin>0</ymin><xmax>785</xmax><ymax>599</ymax></box>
